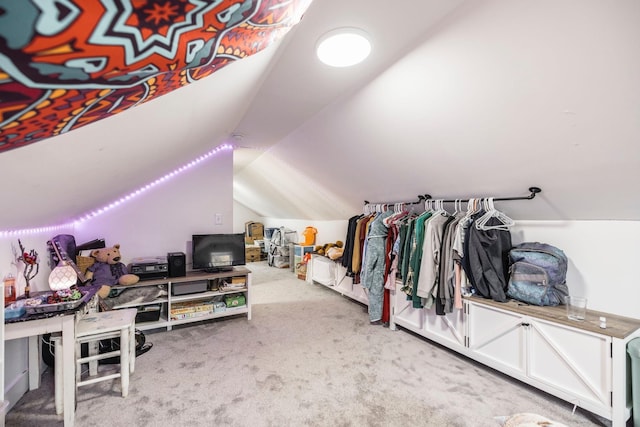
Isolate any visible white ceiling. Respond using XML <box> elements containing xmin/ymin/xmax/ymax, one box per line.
<box><xmin>2</xmin><ymin>0</ymin><xmax>639</xmax><ymax>230</ymax></box>
<box><xmin>235</xmin><ymin>0</ymin><xmax>640</xmax><ymax>221</ymax></box>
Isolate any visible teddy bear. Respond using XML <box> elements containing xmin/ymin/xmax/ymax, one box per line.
<box><xmin>85</xmin><ymin>244</ymin><xmax>139</xmax><ymax>298</ymax></box>
<box><xmin>326</xmin><ymin>245</ymin><xmax>344</xmax><ymax>261</ymax></box>
<box><xmin>315</xmin><ymin>240</ymin><xmax>344</xmax><ymax>260</ymax></box>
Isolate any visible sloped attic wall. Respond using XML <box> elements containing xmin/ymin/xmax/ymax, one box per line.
<box><xmin>0</xmin><ymin>0</ymin><xmax>311</xmax><ymax>232</ymax></box>
<box><xmin>0</xmin><ymin>0</ymin><xmax>311</xmax><ymax>150</ymax></box>
<box><xmin>235</xmin><ymin>0</ymin><xmax>640</xmax><ymax>222</ymax></box>
<box><xmin>0</xmin><ymin>149</ymin><xmax>233</xmax><ymax>296</ymax></box>
<box><xmin>233</xmin><ymin>0</ymin><xmax>640</xmax><ymax>320</ymax></box>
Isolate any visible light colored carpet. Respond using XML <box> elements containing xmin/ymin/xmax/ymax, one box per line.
<box><xmin>5</xmin><ymin>261</ymin><xmax>607</xmax><ymax>426</ymax></box>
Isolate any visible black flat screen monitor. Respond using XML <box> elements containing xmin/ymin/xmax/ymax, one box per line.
<box><xmin>192</xmin><ymin>233</ymin><xmax>245</xmax><ymax>272</ymax></box>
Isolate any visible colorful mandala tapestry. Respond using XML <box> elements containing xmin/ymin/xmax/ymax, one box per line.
<box><xmin>0</xmin><ymin>0</ymin><xmax>312</xmax><ymax>151</ymax></box>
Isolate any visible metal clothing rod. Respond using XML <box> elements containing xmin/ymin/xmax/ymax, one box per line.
<box><xmin>363</xmin><ymin>187</ymin><xmax>541</xmax><ymax>207</ymax></box>
<box><xmin>363</xmin><ymin>195</ymin><xmax>426</xmax><ymax>206</ymax></box>
<box><xmin>423</xmin><ymin>187</ymin><xmax>542</xmax><ymax>203</ymax></box>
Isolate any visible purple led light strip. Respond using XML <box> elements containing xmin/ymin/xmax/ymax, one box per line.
<box><xmin>0</xmin><ymin>144</ymin><xmax>233</xmax><ymax>237</ymax></box>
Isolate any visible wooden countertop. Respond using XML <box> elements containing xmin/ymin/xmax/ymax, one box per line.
<box><xmin>465</xmin><ymin>296</ymin><xmax>640</xmax><ymax>340</ymax></box>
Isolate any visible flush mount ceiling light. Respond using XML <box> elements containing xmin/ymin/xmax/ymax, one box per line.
<box><xmin>316</xmin><ymin>28</ymin><xmax>371</xmax><ymax>67</ymax></box>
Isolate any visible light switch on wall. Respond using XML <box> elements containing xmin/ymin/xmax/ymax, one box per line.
<box><xmin>215</xmin><ymin>213</ymin><xmax>223</xmax><ymax>225</ymax></box>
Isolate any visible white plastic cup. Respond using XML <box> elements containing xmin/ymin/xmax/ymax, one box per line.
<box><xmin>565</xmin><ymin>296</ymin><xmax>587</xmax><ymax>321</ymax></box>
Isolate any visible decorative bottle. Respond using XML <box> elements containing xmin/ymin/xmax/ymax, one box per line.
<box><xmin>4</xmin><ymin>274</ymin><xmax>16</xmax><ymax>304</ymax></box>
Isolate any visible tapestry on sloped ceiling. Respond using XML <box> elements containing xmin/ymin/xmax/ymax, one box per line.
<box><xmin>0</xmin><ymin>0</ymin><xmax>312</xmax><ymax>151</ymax></box>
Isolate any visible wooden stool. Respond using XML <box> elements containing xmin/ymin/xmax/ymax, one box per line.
<box><xmin>75</xmin><ymin>309</ymin><xmax>137</xmax><ymax>396</ymax></box>
<box><xmin>53</xmin><ymin>308</ymin><xmax>137</xmax><ymax>412</ymax></box>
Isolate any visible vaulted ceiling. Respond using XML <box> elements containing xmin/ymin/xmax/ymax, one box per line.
<box><xmin>2</xmin><ymin>0</ymin><xmax>639</xmax><ymax>232</ymax></box>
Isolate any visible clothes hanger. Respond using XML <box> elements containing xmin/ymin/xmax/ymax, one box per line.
<box><xmin>423</xmin><ymin>199</ymin><xmax>431</xmax><ymax>213</ymax></box>
<box><xmin>492</xmin><ymin>198</ymin><xmax>515</xmax><ymax>229</ymax></box>
<box><xmin>476</xmin><ymin>197</ymin><xmax>514</xmax><ymax>231</ymax></box>
<box><xmin>434</xmin><ymin>199</ymin><xmax>447</xmax><ymax>216</ymax></box>
<box><xmin>475</xmin><ymin>198</ymin><xmax>493</xmax><ymax>230</ymax></box>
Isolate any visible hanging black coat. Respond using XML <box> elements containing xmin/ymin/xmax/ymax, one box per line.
<box><xmin>342</xmin><ymin>214</ymin><xmax>362</xmax><ymax>275</ymax></box>
<box><xmin>464</xmin><ymin>216</ymin><xmax>512</xmax><ymax>302</ymax></box>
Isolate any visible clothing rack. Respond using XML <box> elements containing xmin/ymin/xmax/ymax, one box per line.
<box><xmin>363</xmin><ymin>195</ymin><xmax>427</xmax><ymax>207</ymax></box>
<box><xmin>422</xmin><ymin>186</ymin><xmax>541</xmax><ymax>203</ymax></box>
<box><xmin>363</xmin><ymin>187</ymin><xmax>541</xmax><ymax>207</ymax></box>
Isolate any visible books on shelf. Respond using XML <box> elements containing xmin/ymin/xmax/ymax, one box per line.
<box><xmin>171</xmin><ymin>311</ymin><xmax>212</xmax><ymax>320</ymax></box>
<box><xmin>218</xmin><ymin>280</ymin><xmax>246</xmax><ymax>292</ymax></box>
<box><xmin>170</xmin><ymin>300</ymin><xmax>214</xmax><ymax>320</ymax></box>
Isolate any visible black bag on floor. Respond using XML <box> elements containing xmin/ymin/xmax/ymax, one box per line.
<box><xmin>98</xmin><ymin>329</ymin><xmax>153</xmax><ymax>364</ymax></box>
<box><xmin>42</xmin><ymin>329</ymin><xmax>153</xmax><ymax>367</ymax></box>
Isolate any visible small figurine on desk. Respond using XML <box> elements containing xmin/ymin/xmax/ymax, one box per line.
<box><xmin>16</xmin><ymin>239</ymin><xmax>39</xmax><ymax>298</ymax></box>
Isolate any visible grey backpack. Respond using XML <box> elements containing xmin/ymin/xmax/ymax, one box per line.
<box><xmin>506</xmin><ymin>242</ymin><xmax>569</xmax><ymax>306</ymax></box>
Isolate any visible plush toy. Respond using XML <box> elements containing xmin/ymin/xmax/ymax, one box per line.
<box><xmin>326</xmin><ymin>246</ymin><xmax>344</xmax><ymax>261</ymax></box>
<box><xmin>316</xmin><ymin>240</ymin><xmax>344</xmax><ymax>260</ymax></box>
<box><xmin>85</xmin><ymin>244</ymin><xmax>139</xmax><ymax>298</ymax></box>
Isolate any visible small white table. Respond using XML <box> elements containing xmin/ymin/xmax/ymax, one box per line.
<box><xmin>5</xmin><ymin>314</ymin><xmax>76</xmax><ymax>426</ymax></box>
<box><xmin>75</xmin><ymin>309</ymin><xmax>137</xmax><ymax>396</ymax></box>
<box><xmin>4</xmin><ymin>286</ymin><xmax>100</xmax><ymax>427</ymax></box>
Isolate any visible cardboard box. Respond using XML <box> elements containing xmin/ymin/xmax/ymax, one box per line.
<box><xmin>245</xmin><ymin>236</ymin><xmax>255</xmax><ymax>245</ymax></box>
<box><xmin>245</xmin><ymin>246</ymin><xmax>261</xmax><ymax>262</ymax></box>
<box><xmin>244</xmin><ymin>221</ymin><xmax>255</xmax><ymax>236</ymax></box>
<box><xmin>249</xmin><ymin>223</ymin><xmax>264</xmax><ymax>238</ymax></box>
<box><xmin>245</xmin><ymin>221</ymin><xmax>264</xmax><ymax>237</ymax></box>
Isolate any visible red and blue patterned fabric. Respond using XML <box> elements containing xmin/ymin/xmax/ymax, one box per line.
<box><xmin>0</xmin><ymin>0</ymin><xmax>312</xmax><ymax>150</ymax></box>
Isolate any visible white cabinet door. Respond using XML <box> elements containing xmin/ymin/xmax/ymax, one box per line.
<box><xmin>467</xmin><ymin>301</ymin><xmax>613</xmax><ymax>420</ymax></box>
<box><xmin>335</xmin><ymin>277</ymin><xmax>368</xmax><ymax>305</ymax></box>
<box><xmin>467</xmin><ymin>302</ymin><xmax>527</xmax><ymax>376</ymax></box>
<box><xmin>311</xmin><ymin>255</ymin><xmax>335</xmax><ymax>286</ymax></box>
<box><xmin>423</xmin><ymin>307</ymin><xmax>466</xmax><ymax>350</ymax></box>
<box><xmin>392</xmin><ymin>285</ymin><xmax>465</xmax><ymax>350</ymax></box>
<box><xmin>527</xmin><ymin>318</ymin><xmax>612</xmax><ymax>414</ymax></box>
<box><xmin>392</xmin><ymin>287</ymin><xmax>424</xmax><ymax>333</ymax></box>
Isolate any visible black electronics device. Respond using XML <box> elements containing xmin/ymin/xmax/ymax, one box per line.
<box><xmin>129</xmin><ymin>256</ymin><xmax>169</xmax><ymax>280</ymax></box>
<box><xmin>167</xmin><ymin>252</ymin><xmax>186</xmax><ymax>277</ymax></box>
<box><xmin>192</xmin><ymin>233</ymin><xmax>245</xmax><ymax>272</ymax></box>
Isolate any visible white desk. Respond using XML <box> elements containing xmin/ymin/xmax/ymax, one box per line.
<box><xmin>4</xmin><ymin>286</ymin><xmax>99</xmax><ymax>427</ymax></box>
<box><xmin>5</xmin><ymin>314</ymin><xmax>76</xmax><ymax>426</ymax></box>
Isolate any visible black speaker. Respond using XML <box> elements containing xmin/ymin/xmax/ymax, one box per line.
<box><xmin>167</xmin><ymin>252</ymin><xmax>186</xmax><ymax>277</ymax></box>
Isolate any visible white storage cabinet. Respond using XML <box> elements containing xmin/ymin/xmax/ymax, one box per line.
<box><xmin>390</xmin><ymin>282</ymin><xmax>640</xmax><ymax>427</ymax></box>
<box><xmin>309</xmin><ymin>254</ymin><xmax>368</xmax><ymax>305</ymax></box>
<box><xmin>107</xmin><ymin>267</ymin><xmax>251</xmax><ymax>331</ymax></box>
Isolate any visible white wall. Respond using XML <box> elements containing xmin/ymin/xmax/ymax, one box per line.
<box><xmin>1</xmin><ymin>229</ymin><xmax>74</xmax><ymax>410</ymax></box>
<box><xmin>2</xmin><ymin>149</ymin><xmax>233</xmax><ymax>407</ymax></box>
<box><xmin>233</xmin><ymin>201</ymin><xmax>262</xmax><ymax>235</ymax></box>
<box><xmin>0</xmin><ymin>150</ymin><xmax>232</xmax><ymax>289</ymax></box>
<box><xmin>240</xmin><ymin>0</ymin><xmax>640</xmax><ymax>223</ymax></box>
<box><xmin>261</xmin><ymin>217</ymin><xmax>639</xmax><ymax>320</ymax></box>
<box><xmin>0</xmin><ymin>228</ymin><xmax>75</xmax><ymax>298</ymax></box>
<box><xmin>512</xmin><ymin>220</ymin><xmax>640</xmax><ymax>319</ymax></box>
<box><xmin>261</xmin><ymin>218</ymin><xmax>348</xmax><ymax>246</ymax></box>
<box><xmin>74</xmin><ymin>150</ymin><xmax>233</xmax><ymax>269</ymax></box>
